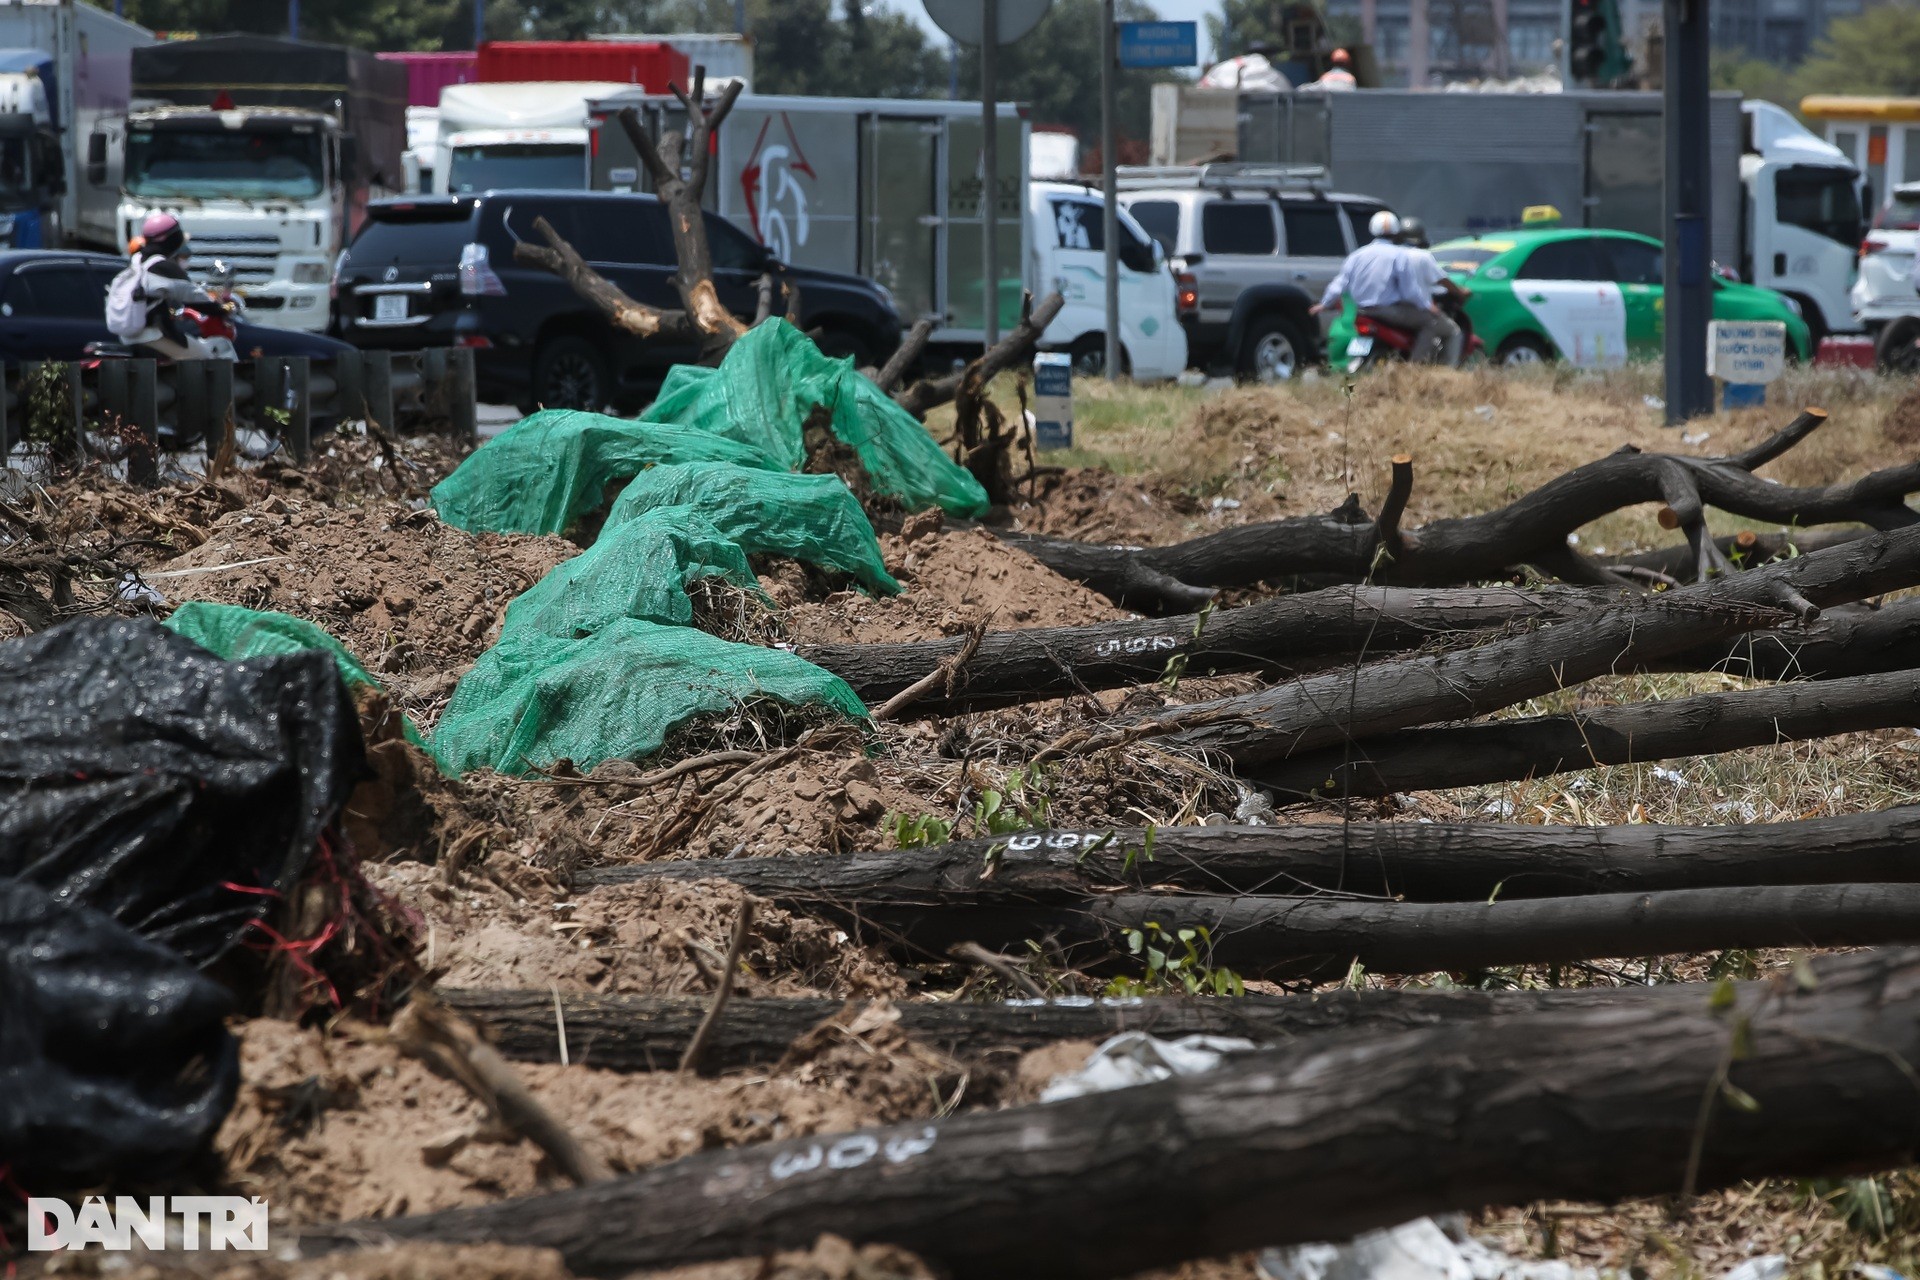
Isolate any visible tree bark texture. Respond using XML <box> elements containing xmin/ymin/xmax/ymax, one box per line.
<box><xmin>512</xmin><ymin>218</ymin><xmax>701</xmax><ymax>343</ymax></box>
<box><xmin>1123</xmin><ymin>527</ymin><xmax>1920</xmax><ymax>770</ymax></box>
<box><xmin>440</xmin><ymin>983</ymin><xmax>1653</xmax><ymax>1074</ymax></box>
<box><xmin>579</xmin><ymin>805</ymin><xmax>1920</xmax><ymax>908</ymax></box>
<box><xmin>997</xmin><ymin>410</ymin><xmax>1920</xmax><ymax>608</ymax></box>
<box><xmin>1257</xmin><ymin>665</ymin><xmax>1920</xmax><ymax>800</ymax></box>
<box><xmin>307</xmin><ymin>948</ymin><xmax>1920</xmax><ymax>1279</ymax></box>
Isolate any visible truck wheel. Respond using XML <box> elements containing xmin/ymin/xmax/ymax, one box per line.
<box><xmin>531</xmin><ymin>335</ymin><xmax>610</xmax><ymax>411</ymax></box>
<box><xmin>1877</xmin><ymin>317</ymin><xmax>1920</xmax><ymax>375</ymax></box>
<box><xmin>1069</xmin><ymin>334</ymin><xmax>1130</xmax><ymax>377</ymax></box>
<box><xmin>1497</xmin><ymin>333</ymin><xmax>1553</xmax><ymax>367</ymax></box>
<box><xmin>1237</xmin><ymin>314</ymin><xmax>1306</xmax><ymax>382</ymax></box>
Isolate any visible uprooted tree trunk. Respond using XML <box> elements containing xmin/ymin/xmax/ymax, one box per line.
<box><xmin>513</xmin><ymin>217</ymin><xmax>700</xmax><ymax>345</ymax></box>
<box><xmin>1094</xmin><ymin>526</ymin><xmax>1920</xmax><ymax>771</ymax></box>
<box><xmin>616</xmin><ymin>76</ymin><xmax>749</xmax><ymax>343</ymax></box>
<box><xmin>579</xmin><ymin>804</ymin><xmax>1920</xmax><ymax>910</ymax></box>
<box><xmin>999</xmin><ymin>410</ymin><xmax>1920</xmax><ymax>611</ymax></box>
<box><xmin>442</xmin><ymin>981</ymin><xmax>1657</xmax><ymax>1074</ymax></box>
<box><xmin>307</xmin><ymin>949</ymin><xmax>1920</xmax><ymax>1279</ymax></box>
<box><xmin>1257</xmin><ymin>664</ymin><xmax>1920</xmax><ymax>800</ymax></box>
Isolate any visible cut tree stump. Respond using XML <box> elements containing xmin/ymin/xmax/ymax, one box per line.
<box><xmin>1258</xmin><ymin>664</ymin><xmax>1920</xmax><ymax>800</ymax></box>
<box><xmin>306</xmin><ymin>948</ymin><xmax>1920</xmax><ymax>1279</ymax></box>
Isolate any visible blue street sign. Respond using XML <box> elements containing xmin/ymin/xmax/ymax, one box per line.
<box><xmin>1116</xmin><ymin>21</ymin><xmax>1198</xmax><ymax>69</ymax></box>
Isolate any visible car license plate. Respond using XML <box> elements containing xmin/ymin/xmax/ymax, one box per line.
<box><xmin>373</xmin><ymin>294</ymin><xmax>407</xmax><ymax>322</ymax></box>
<box><xmin>1347</xmin><ymin>335</ymin><xmax>1373</xmax><ymax>357</ymax></box>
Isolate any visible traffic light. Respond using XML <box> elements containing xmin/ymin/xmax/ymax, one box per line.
<box><xmin>1567</xmin><ymin>0</ymin><xmax>1631</xmax><ymax>84</ymax></box>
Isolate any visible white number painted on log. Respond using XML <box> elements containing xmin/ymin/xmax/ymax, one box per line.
<box><xmin>764</xmin><ymin>1126</ymin><xmax>939</xmax><ymax>1182</ymax></box>
<box><xmin>1093</xmin><ymin>635</ymin><xmax>1179</xmax><ymax>658</ymax></box>
<box><xmin>1004</xmin><ymin>831</ymin><xmax>1110</xmax><ymax>853</ymax></box>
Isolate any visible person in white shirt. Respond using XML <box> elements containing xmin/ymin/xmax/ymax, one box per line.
<box><xmin>1391</xmin><ymin>217</ymin><xmax>1466</xmax><ymax>366</ymax></box>
<box><xmin>1310</xmin><ymin>209</ymin><xmax>1407</xmax><ymax>345</ymax></box>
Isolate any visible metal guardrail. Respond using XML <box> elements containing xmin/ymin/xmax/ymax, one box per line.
<box><xmin>0</xmin><ymin>347</ymin><xmax>478</xmax><ymax>485</ymax></box>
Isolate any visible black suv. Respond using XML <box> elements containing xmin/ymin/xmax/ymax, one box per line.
<box><xmin>334</xmin><ymin>191</ymin><xmax>903</xmax><ymax>413</ymax></box>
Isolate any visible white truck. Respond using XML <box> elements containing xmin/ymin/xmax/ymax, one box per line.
<box><xmin>123</xmin><ymin>34</ymin><xmax>407</xmax><ymax>332</ymax></box>
<box><xmin>0</xmin><ymin>0</ymin><xmax>151</xmax><ymax>251</ymax></box>
<box><xmin>434</xmin><ymin>81</ymin><xmax>643</xmax><ymax>196</ymax></box>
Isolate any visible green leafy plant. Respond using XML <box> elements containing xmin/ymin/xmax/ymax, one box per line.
<box><xmin>1106</xmin><ymin>921</ymin><xmax>1245</xmax><ymax>997</ymax></box>
<box><xmin>887</xmin><ymin>811</ymin><xmax>953</xmax><ymax>849</ymax></box>
<box><xmin>972</xmin><ymin>765</ymin><xmax>1052</xmax><ymax>837</ymax></box>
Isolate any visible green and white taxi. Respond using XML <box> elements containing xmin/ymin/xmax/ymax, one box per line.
<box><xmin>1327</xmin><ymin>226</ymin><xmax>1812</xmax><ymax>368</ymax></box>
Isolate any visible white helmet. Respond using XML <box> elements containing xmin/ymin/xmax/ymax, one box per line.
<box><xmin>1368</xmin><ymin>210</ymin><xmax>1402</xmax><ymax>240</ymax></box>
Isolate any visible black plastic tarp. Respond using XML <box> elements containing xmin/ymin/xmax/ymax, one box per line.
<box><xmin>0</xmin><ymin>617</ymin><xmax>366</xmax><ymax>966</ymax></box>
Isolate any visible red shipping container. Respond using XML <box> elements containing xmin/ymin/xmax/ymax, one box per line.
<box><xmin>477</xmin><ymin>40</ymin><xmax>689</xmax><ymax>90</ymax></box>
<box><xmin>377</xmin><ymin>51</ymin><xmax>478</xmax><ymax>108</ymax></box>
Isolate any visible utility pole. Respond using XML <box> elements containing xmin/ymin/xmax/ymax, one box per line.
<box><xmin>1101</xmin><ymin>0</ymin><xmax>1119</xmax><ymax>379</ymax></box>
<box><xmin>735</xmin><ymin>0</ymin><xmax>748</xmax><ymax>35</ymax></box>
<box><xmin>1408</xmin><ymin>0</ymin><xmax>1430</xmax><ymax>86</ymax></box>
<box><xmin>981</xmin><ymin>0</ymin><xmax>999</xmax><ymax>347</ymax></box>
<box><xmin>1662</xmin><ymin>0</ymin><xmax>1712</xmax><ymax>422</ymax></box>
<box><xmin>288</xmin><ymin>0</ymin><xmax>300</xmax><ymax>39</ymax></box>
<box><xmin>474</xmin><ymin>0</ymin><xmax>485</xmax><ymax>48</ymax></box>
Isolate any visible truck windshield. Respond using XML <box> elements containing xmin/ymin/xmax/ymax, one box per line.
<box><xmin>126</xmin><ymin>128</ymin><xmax>324</xmax><ymax>200</ymax></box>
<box><xmin>1774</xmin><ymin>166</ymin><xmax>1863</xmax><ymax>248</ymax></box>
<box><xmin>449</xmin><ymin>145</ymin><xmax>584</xmax><ymax>195</ymax></box>
<box><xmin>0</xmin><ymin>135</ymin><xmax>32</xmax><ymax>203</ymax></box>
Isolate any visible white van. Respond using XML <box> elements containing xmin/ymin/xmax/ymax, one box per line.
<box><xmin>1029</xmin><ymin>181</ymin><xmax>1187</xmax><ymax>380</ymax></box>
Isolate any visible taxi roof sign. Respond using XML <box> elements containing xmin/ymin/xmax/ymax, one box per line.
<box><xmin>1522</xmin><ymin>205</ymin><xmax>1563</xmax><ymax>226</ymax></box>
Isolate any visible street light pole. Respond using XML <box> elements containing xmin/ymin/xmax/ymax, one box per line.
<box><xmin>1101</xmin><ymin>0</ymin><xmax>1119</xmax><ymax>379</ymax></box>
<box><xmin>473</xmin><ymin>0</ymin><xmax>485</xmax><ymax>48</ymax></box>
<box><xmin>981</xmin><ymin>0</ymin><xmax>1000</xmax><ymax>348</ymax></box>
<box><xmin>288</xmin><ymin>0</ymin><xmax>300</xmax><ymax>39</ymax></box>
<box><xmin>1662</xmin><ymin>0</ymin><xmax>1712</xmax><ymax>423</ymax></box>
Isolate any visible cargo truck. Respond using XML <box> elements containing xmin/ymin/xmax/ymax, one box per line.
<box><xmin>123</xmin><ymin>35</ymin><xmax>407</xmax><ymax>332</ymax></box>
<box><xmin>0</xmin><ymin>0</ymin><xmax>151</xmax><ymax>251</ymax></box>
<box><xmin>588</xmin><ymin>92</ymin><xmax>1029</xmax><ymax>354</ymax></box>
<box><xmin>1222</xmin><ymin>89</ymin><xmax>1864</xmax><ymax>341</ymax></box>
<box><xmin>434</xmin><ymin>80</ymin><xmax>646</xmax><ymax>196</ymax></box>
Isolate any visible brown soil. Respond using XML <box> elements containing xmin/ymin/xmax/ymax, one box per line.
<box><xmin>157</xmin><ymin>499</ymin><xmax>574</xmax><ymax>729</ymax></box>
<box><xmin>1885</xmin><ymin>381</ymin><xmax>1920</xmax><ymax>446</ymax></box>
<box><xmin>780</xmin><ymin>523</ymin><xmax>1129</xmax><ymax>645</ymax></box>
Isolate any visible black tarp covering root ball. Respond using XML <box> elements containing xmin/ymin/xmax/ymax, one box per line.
<box><xmin>0</xmin><ymin>617</ymin><xmax>368</xmax><ymax>1187</ymax></box>
<box><xmin>0</xmin><ymin>879</ymin><xmax>238</xmax><ymax>1186</ymax></box>
<box><xmin>0</xmin><ymin>617</ymin><xmax>366</xmax><ymax>966</ymax></box>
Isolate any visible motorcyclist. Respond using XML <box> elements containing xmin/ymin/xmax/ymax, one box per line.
<box><xmin>105</xmin><ymin>212</ymin><xmax>223</xmax><ymax>360</ymax></box>
<box><xmin>1310</xmin><ymin>209</ymin><xmax>1413</xmax><ymax>346</ymax></box>
<box><xmin>1393</xmin><ymin>217</ymin><xmax>1467</xmax><ymax>367</ymax></box>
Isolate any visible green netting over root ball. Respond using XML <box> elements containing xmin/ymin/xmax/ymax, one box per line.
<box><xmin>644</xmin><ymin>320</ymin><xmax>989</xmax><ymax>518</ymax></box>
<box><xmin>427</xmin><ymin>617</ymin><xmax>869</xmax><ymax>777</ymax></box>
<box><xmin>605</xmin><ymin>460</ymin><xmax>900</xmax><ymax>595</ymax></box>
<box><xmin>429</xmin><ymin>408</ymin><xmax>772</xmax><ymax>536</ymax></box>
<box><xmin>163</xmin><ymin>601</ymin><xmax>425</xmax><ymax>746</ymax></box>
<box><xmin>497</xmin><ymin>505</ymin><xmax>767</xmax><ymax>641</ymax></box>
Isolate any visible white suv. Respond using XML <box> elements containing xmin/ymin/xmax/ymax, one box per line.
<box><xmin>1852</xmin><ymin>181</ymin><xmax>1920</xmax><ymax>333</ymax></box>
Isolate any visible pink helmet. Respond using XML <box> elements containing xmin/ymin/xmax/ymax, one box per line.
<box><xmin>139</xmin><ymin>211</ymin><xmax>187</xmax><ymax>257</ymax></box>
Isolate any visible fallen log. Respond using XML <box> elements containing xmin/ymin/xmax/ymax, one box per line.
<box><xmin>1616</xmin><ymin>526</ymin><xmax>1869</xmax><ymax>583</ymax></box>
<box><xmin>1001</xmin><ymin>410</ymin><xmax>1920</xmax><ymax>608</ymax></box>
<box><xmin>1091</xmin><ymin>526</ymin><xmax>1920</xmax><ymax>770</ymax></box>
<box><xmin>1259</xmin><ymin>664</ymin><xmax>1920</xmax><ymax>800</ymax></box>
<box><xmin>579</xmin><ymin>805</ymin><xmax>1920</xmax><ymax>908</ymax></box>
<box><xmin>1654</xmin><ymin>597</ymin><xmax>1920</xmax><ymax>682</ymax></box>
<box><xmin>307</xmin><ymin>948</ymin><xmax>1920</xmax><ymax>1279</ymax></box>
<box><xmin>441</xmin><ymin>983</ymin><xmax>1651</xmax><ymax>1073</ymax></box>
<box><xmin>798</xmin><ymin>583</ymin><xmax>1596</xmax><ymax>716</ymax></box>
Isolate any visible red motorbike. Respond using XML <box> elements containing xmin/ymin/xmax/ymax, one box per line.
<box><xmin>1345</xmin><ymin>290</ymin><xmax>1482</xmax><ymax>371</ymax></box>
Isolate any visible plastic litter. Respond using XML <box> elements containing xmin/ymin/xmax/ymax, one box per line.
<box><xmin>430</xmin><ymin>406</ymin><xmax>771</xmax><ymax>536</ymax></box>
<box><xmin>605</xmin><ymin>460</ymin><xmax>900</xmax><ymax>595</ymax></box>
<box><xmin>0</xmin><ymin>878</ymin><xmax>239</xmax><ymax>1186</ymax></box>
<box><xmin>1039</xmin><ymin>1031</ymin><xmax>1257</xmax><ymax>1101</ymax></box>
<box><xmin>499</xmin><ymin>504</ymin><xmax>766</xmax><ymax>640</ymax></box>
<box><xmin>428</xmin><ymin>617</ymin><xmax>868</xmax><ymax>777</ymax></box>
<box><xmin>1258</xmin><ymin>1215</ymin><xmax>1602</xmax><ymax>1280</ymax></box>
<box><xmin>0</xmin><ymin>617</ymin><xmax>366</xmax><ymax>964</ymax></box>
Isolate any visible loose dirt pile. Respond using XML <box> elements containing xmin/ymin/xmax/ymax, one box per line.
<box><xmin>779</xmin><ymin>522</ymin><xmax>1128</xmax><ymax>645</ymax></box>
<box><xmin>158</xmin><ymin>498</ymin><xmax>574</xmax><ymax>728</ymax></box>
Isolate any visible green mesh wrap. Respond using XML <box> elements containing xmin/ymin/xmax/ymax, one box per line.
<box><xmin>430</xmin><ymin>408</ymin><xmax>771</xmax><ymax>535</ymax></box>
<box><xmin>427</xmin><ymin>618</ymin><xmax>868</xmax><ymax>777</ymax></box>
<box><xmin>499</xmin><ymin>505</ymin><xmax>765</xmax><ymax>640</ymax></box>
<box><xmin>605</xmin><ymin>461</ymin><xmax>899</xmax><ymax>594</ymax></box>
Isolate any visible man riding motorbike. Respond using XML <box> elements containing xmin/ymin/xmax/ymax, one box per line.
<box><xmin>1392</xmin><ymin>217</ymin><xmax>1467</xmax><ymax>367</ymax></box>
<box><xmin>105</xmin><ymin>213</ymin><xmax>226</xmax><ymax>360</ymax></box>
<box><xmin>1310</xmin><ymin>209</ymin><xmax>1406</xmax><ymax>348</ymax></box>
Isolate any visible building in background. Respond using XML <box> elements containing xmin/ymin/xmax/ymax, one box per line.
<box><xmin>1707</xmin><ymin>0</ymin><xmax>1865</xmax><ymax>65</ymax></box>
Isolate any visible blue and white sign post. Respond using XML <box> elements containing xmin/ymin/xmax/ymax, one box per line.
<box><xmin>1707</xmin><ymin>320</ymin><xmax>1786</xmax><ymax>409</ymax></box>
<box><xmin>1099</xmin><ymin>17</ymin><xmax>1197</xmax><ymax>379</ymax></box>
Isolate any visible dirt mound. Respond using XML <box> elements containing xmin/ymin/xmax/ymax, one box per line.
<box><xmin>217</xmin><ymin>1014</ymin><xmax>943</xmax><ymax>1224</ymax></box>
<box><xmin>779</xmin><ymin>524</ymin><xmax>1127</xmax><ymax>645</ymax></box>
<box><xmin>158</xmin><ymin>499</ymin><xmax>574</xmax><ymax>728</ymax></box>
<box><xmin>369</xmin><ymin>861</ymin><xmax>904</xmax><ymax>998</ymax></box>
<box><xmin>1884</xmin><ymin>381</ymin><xmax>1920</xmax><ymax>446</ymax></box>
